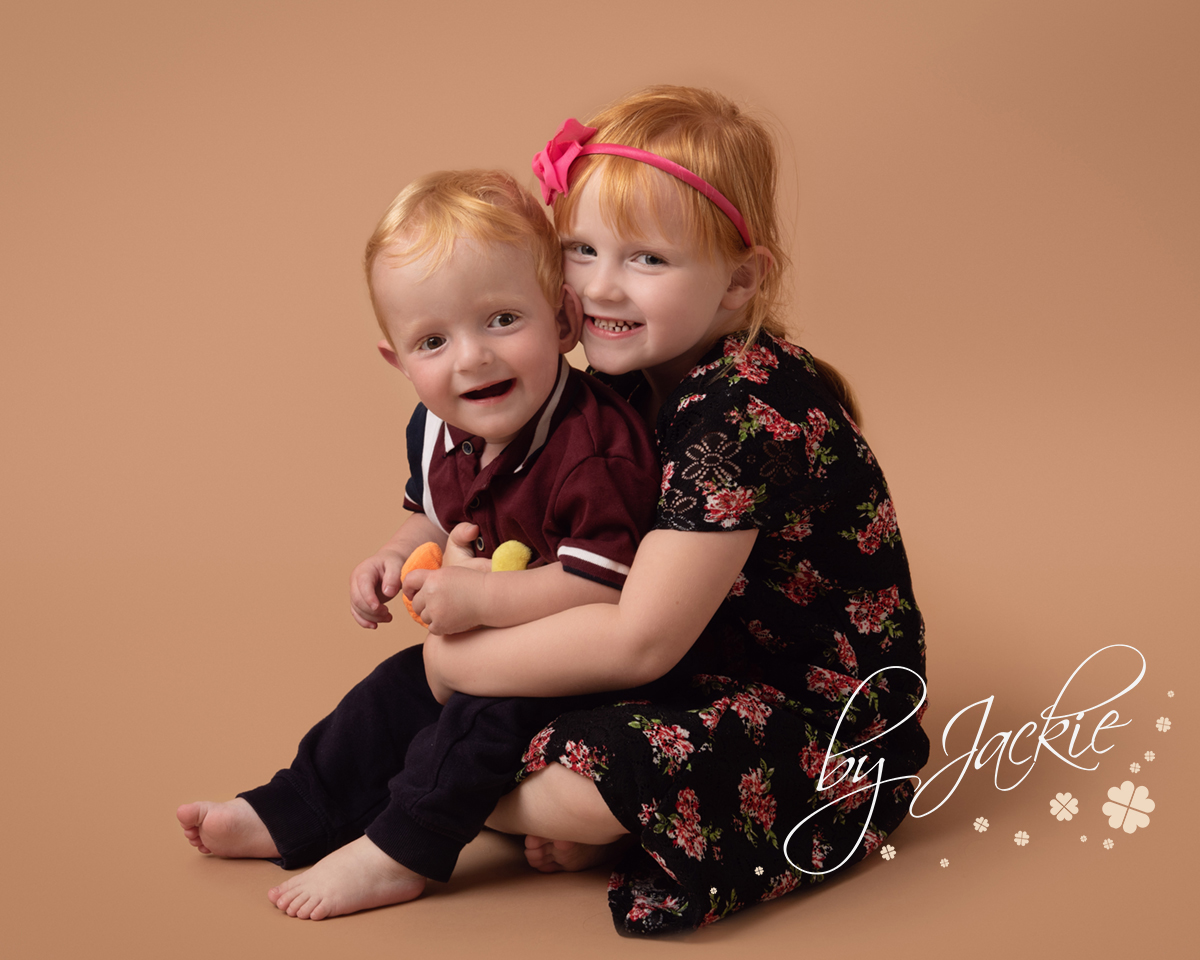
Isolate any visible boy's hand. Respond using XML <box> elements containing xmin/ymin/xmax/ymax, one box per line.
<box><xmin>404</xmin><ymin>566</ymin><xmax>486</xmax><ymax>636</ymax></box>
<box><xmin>349</xmin><ymin>549</ymin><xmax>406</xmax><ymax>629</ymax></box>
<box><xmin>441</xmin><ymin>522</ymin><xmax>491</xmax><ymax>571</ymax></box>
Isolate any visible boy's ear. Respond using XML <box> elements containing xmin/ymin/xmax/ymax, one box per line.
<box><xmin>721</xmin><ymin>245</ymin><xmax>775</xmax><ymax>311</ymax></box>
<box><xmin>556</xmin><ymin>284</ymin><xmax>584</xmax><ymax>354</ymax></box>
<box><xmin>377</xmin><ymin>338</ymin><xmax>411</xmax><ymax>378</ymax></box>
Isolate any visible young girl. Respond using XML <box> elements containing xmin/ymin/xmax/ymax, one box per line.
<box><xmin>418</xmin><ymin>85</ymin><xmax>930</xmax><ymax>935</ymax></box>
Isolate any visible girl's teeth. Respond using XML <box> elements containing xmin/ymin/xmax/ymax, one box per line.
<box><xmin>593</xmin><ymin>317</ymin><xmax>639</xmax><ymax>332</ymax></box>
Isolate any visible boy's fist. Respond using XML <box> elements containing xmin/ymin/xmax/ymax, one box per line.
<box><xmin>400</xmin><ymin>542</ymin><xmax>444</xmax><ymax>627</ymax></box>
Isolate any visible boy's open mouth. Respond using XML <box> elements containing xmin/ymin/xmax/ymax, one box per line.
<box><xmin>588</xmin><ymin>316</ymin><xmax>643</xmax><ymax>334</ymax></box>
<box><xmin>462</xmin><ymin>379</ymin><xmax>515</xmax><ymax>401</ymax></box>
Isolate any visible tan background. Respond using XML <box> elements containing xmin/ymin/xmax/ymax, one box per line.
<box><xmin>2</xmin><ymin>1</ymin><xmax>1196</xmax><ymax>956</ymax></box>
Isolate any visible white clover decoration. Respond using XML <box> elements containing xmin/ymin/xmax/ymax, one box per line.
<box><xmin>1156</xmin><ymin>717</ymin><xmax>1171</xmax><ymax>732</ymax></box>
<box><xmin>880</xmin><ymin>844</ymin><xmax>897</xmax><ymax>861</ymax></box>
<box><xmin>1102</xmin><ymin>781</ymin><xmax>1155</xmax><ymax>834</ymax></box>
<box><xmin>1102</xmin><ymin>838</ymin><xmax>1114</xmax><ymax>850</ymax></box>
<box><xmin>973</xmin><ymin>816</ymin><xmax>989</xmax><ymax>832</ymax></box>
<box><xmin>1049</xmin><ymin>792</ymin><xmax>1078</xmax><ymax>821</ymax></box>
<box><xmin>1014</xmin><ymin>830</ymin><xmax>1030</xmax><ymax>846</ymax></box>
<box><xmin>939</xmin><ymin>858</ymin><xmax>949</xmax><ymax>868</ymax></box>
<box><xmin>1130</xmin><ymin>762</ymin><xmax>1141</xmax><ymax>773</ymax></box>
<box><xmin>1144</xmin><ymin>750</ymin><xmax>1155</xmax><ymax>762</ymax></box>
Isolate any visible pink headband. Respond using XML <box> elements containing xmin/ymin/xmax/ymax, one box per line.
<box><xmin>531</xmin><ymin>118</ymin><xmax>752</xmax><ymax>247</ymax></box>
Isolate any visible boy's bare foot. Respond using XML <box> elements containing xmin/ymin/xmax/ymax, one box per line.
<box><xmin>267</xmin><ymin>835</ymin><xmax>426</xmax><ymax>920</ymax></box>
<box><xmin>177</xmin><ymin>798</ymin><xmax>279</xmax><ymax>858</ymax></box>
<box><xmin>523</xmin><ymin>834</ymin><xmax>624</xmax><ymax>873</ymax></box>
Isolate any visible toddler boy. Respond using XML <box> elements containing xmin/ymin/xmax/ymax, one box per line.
<box><xmin>177</xmin><ymin>170</ymin><xmax>659</xmax><ymax>920</ymax></box>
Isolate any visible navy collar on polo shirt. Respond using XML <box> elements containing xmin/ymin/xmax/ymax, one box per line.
<box><xmin>440</xmin><ymin>356</ymin><xmax>576</xmax><ymax>476</ymax></box>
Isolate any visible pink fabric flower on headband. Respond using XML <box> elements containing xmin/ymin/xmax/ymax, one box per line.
<box><xmin>531</xmin><ymin>118</ymin><xmax>597</xmax><ymax>204</ymax></box>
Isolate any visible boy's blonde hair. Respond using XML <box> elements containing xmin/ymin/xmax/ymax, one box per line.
<box><xmin>365</xmin><ymin>170</ymin><xmax>564</xmax><ymax>344</ymax></box>
<box><xmin>552</xmin><ymin>85</ymin><xmax>789</xmax><ymax>350</ymax></box>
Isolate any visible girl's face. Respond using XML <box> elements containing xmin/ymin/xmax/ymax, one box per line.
<box><xmin>561</xmin><ymin>180</ymin><xmax>745</xmax><ymax>391</ymax></box>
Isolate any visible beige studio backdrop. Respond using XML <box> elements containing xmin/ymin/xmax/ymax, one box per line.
<box><xmin>1</xmin><ymin>1</ymin><xmax>1196</xmax><ymax>957</ymax></box>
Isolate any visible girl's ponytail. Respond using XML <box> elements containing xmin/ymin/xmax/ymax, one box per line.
<box><xmin>811</xmin><ymin>355</ymin><xmax>861</xmax><ymax>425</ymax></box>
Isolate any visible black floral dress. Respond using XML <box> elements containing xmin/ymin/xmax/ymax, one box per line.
<box><xmin>520</xmin><ymin>334</ymin><xmax>930</xmax><ymax>935</ymax></box>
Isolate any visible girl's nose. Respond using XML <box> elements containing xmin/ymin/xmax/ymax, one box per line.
<box><xmin>584</xmin><ymin>260</ymin><xmax>623</xmax><ymax>305</ymax></box>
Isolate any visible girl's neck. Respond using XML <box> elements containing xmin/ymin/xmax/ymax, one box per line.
<box><xmin>638</xmin><ymin>332</ymin><xmax>730</xmax><ymax>423</ymax></box>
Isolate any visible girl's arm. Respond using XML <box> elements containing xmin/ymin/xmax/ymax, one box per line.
<box><xmin>403</xmin><ymin>561</ymin><xmax>619</xmax><ymax>637</ymax></box>
<box><xmin>422</xmin><ymin>527</ymin><xmax>757</xmax><ymax>699</ymax></box>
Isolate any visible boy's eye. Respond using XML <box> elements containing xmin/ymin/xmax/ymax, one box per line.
<box><xmin>489</xmin><ymin>312</ymin><xmax>518</xmax><ymax>328</ymax></box>
<box><xmin>635</xmin><ymin>253</ymin><xmax>666</xmax><ymax>266</ymax></box>
<box><xmin>567</xmin><ymin>242</ymin><xmax>597</xmax><ymax>258</ymax></box>
<box><xmin>419</xmin><ymin>335</ymin><xmax>446</xmax><ymax>351</ymax></box>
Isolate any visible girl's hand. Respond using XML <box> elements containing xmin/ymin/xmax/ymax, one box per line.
<box><xmin>404</xmin><ymin>566</ymin><xmax>487</xmax><ymax>635</ymax></box>
<box><xmin>349</xmin><ymin>549</ymin><xmax>405</xmax><ymax>629</ymax></box>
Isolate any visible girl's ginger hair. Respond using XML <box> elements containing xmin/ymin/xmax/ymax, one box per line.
<box><xmin>365</xmin><ymin>170</ymin><xmax>563</xmax><ymax>344</ymax></box>
<box><xmin>553</xmin><ymin>85</ymin><xmax>859</xmax><ymax>421</ymax></box>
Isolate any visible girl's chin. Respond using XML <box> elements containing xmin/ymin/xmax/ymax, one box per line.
<box><xmin>581</xmin><ymin>340</ymin><xmax>639</xmax><ymax>377</ymax></box>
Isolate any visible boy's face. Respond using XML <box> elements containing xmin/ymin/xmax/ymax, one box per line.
<box><xmin>374</xmin><ymin>238</ymin><xmax>579</xmax><ymax>452</ymax></box>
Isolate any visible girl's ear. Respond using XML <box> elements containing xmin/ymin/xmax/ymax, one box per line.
<box><xmin>377</xmin><ymin>339</ymin><xmax>411</xmax><ymax>379</ymax></box>
<box><xmin>556</xmin><ymin>284</ymin><xmax>584</xmax><ymax>354</ymax></box>
<box><xmin>721</xmin><ymin>246</ymin><xmax>775</xmax><ymax>311</ymax></box>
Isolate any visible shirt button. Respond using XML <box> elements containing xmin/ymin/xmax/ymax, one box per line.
<box><xmin>461</xmin><ymin>441</ymin><xmax>474</xmax><ymax>455</ymax></box>
<box><xmin>469</xmin><ymin>496</ymin><xmax>480</xmax><ymax>509</ymax></box>
<box><xmin>475</xmin><ymin>536</ymin><xmax>485</xmax><ymax>552</ymax></box>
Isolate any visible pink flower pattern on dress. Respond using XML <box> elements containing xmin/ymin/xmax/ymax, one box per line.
<box><xmin>806</xmin><ymin>665</ymin><xmax>859</xmax><ymax>703</ymax></box>
<box><xmin>834</xmin><ymin>631</ymin><xmax>859</xmax><ymax>675</ymax></box>
<box><xmin>724</xmin><ymin>337</ymin><xmax>779</xmax><ymax>383</ymax></box>
<box><xmin>846</xmin><ymin>585</ymin><xmax>901</xmax><ymax>634</ymax></box>
<box><xmin>778</xmin><ymin>509</ymin><xmax>814</xmax><ymax>542</ymax></box>
<box><xmin>802</xmin><ymin>408</ymin><xmax>829</xmax><ymax>465</ymax></box>
<box><xmin>737</xmin><ymin>762</ymin><xmax>778</xmax><ymax>846</ymax></box>
<box><xmin>663</xmin><ymin>788</ymin><xmax>714</xmax><ymax>860</ymax></box>
<box><xmin>702</xmin><ymin>483</ymin><xmax>758</xmax><ymax>527</ymax></box>
<box><xmin>519</xmin><ymin>724</ymin><xmax>553</xmax><ymax>776</ymax></box>
<box><xmin>729</xmin><ymin>692</ymin><xmax>773</xmax><ymax>744</ymax></box>
<box><xmin>773</xmin><ymin>559</ymin><xmax>825</xmax><ymax>606</ymax></box>
<box><xmin>744</xmin><ymin>396</ymin><xmax>803</xmax><ymax>441</ymax></box>
<box><xmin>558</xmin><ymin>739</ymin><xmax>608</xmax><ymax>781</ymax></box>
<box><xmin>660</xmin><ymin>460</ymin><xmax>675</xmax><ymax>493</ymax></box>
<box><xmin>632</xmin><ymin>716</ymin><xmax>696</xmax><ymax>775</ymax></box>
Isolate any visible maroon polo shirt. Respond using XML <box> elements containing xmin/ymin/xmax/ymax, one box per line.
<box><xmin>403</xmin><ymin>357</ymin><xmax>659</xmax><ymax>589</ymax></box>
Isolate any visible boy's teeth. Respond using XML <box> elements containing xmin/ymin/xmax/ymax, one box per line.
<box><xmin>592</xmin><ymin>317</ymin><xmax>639</xmax><ymax>332</ymax></box>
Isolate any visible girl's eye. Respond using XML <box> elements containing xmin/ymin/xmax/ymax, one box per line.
<box><xmin>489</xmin><ymin>312</ymin><xmax>518</xmax><ymax>328</ymax></box>
<box><xmin>567</xmin><ymin>242</ymin><xmax>597</xmax><ymax>257</ymax></box>
<box><xmin>419</xmin><ymin>335</ymin><xmax>445</xmax><ymax>351</ymax></box>
<box><xmin>635</xmin><ymin>253</ymin><xmax>666</xmax><ymax>266</ymax></box>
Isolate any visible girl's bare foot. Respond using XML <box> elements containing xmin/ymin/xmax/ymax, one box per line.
<box><xmin>267</xmin><ymin>835</ymin><xmax>426</xmax><ymax>920</ymax></box>
<box><xmin>176</xmin><ymin>798</ymin><xmax>279</xmax><ymax>858</ymax></box>
<box><xmin>522</xmin><ymin>834</ymin><xmax>627</xmax><ymax>873</ymax></box>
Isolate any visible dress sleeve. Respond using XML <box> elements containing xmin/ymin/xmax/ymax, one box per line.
<box><xmin>551</xmin><ymin>454</ymin><xmax>660</xmax><ymax>589</ymax></box>
<box><xmin>655</xmin><ymin>376</ymin><xmax>838</xmax><ymax>535</ymax></box>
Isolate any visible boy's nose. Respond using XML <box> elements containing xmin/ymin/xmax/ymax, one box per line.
<box><xmin>454</xmin><ymin>336</ymin><xmax>493</xmax><ymax>371</ymax></box>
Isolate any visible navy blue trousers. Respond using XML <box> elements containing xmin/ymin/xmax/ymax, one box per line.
<box><xmin>239</xmin><ymin>644</ymin><xmax>582</xmax><ymax>881</ymax></box>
